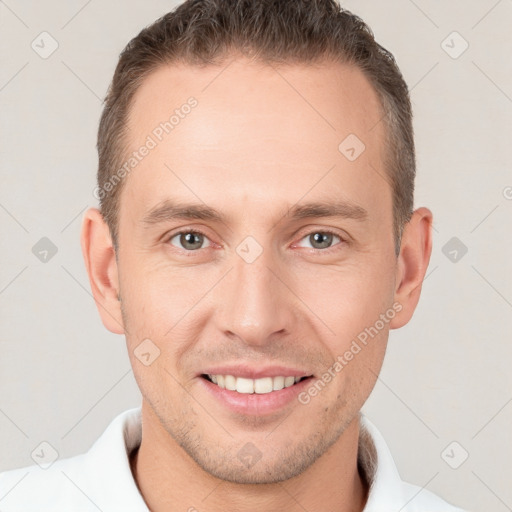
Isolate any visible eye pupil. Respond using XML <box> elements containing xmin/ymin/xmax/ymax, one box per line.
<box><xmin>180</xmin><ymin>232</ymin><xmax>203</xmax><ymax>250</ymax></box>
<box><xmin>310</xmin><ymin>232</ymin><xmax>333</xmax><ymax>249</ymax></box>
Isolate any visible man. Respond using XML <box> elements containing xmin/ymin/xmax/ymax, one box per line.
<box><xmin>0</xmin><ymin>0</ymin><xmax>467</xmax><ymax>510</ymax></box>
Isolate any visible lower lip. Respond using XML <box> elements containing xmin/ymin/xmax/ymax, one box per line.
<box><xmin>199</xmin><ymin>377</ymin><xmax>313</xmax><ymax>416</ymax></box>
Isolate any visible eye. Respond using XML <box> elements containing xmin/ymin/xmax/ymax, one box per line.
<box><xmin>168</xmin><ymin>230</ymin><xmax>211</xmax><ymax>251</ymax></box>
<box><xmin>296</xmin><ymin>230</ymin><xmax>343</xmax><ymax>250</ymax></box>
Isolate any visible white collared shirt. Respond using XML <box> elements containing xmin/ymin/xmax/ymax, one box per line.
<box><xmin>0</xmin><ymin>407</ymin><xmax>466</xmax><ymax>511</ymax></box>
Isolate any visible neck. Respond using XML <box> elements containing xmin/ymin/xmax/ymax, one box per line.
<box><xmin>130</xmin><ymin>403</ymin><xmax>368</xmax><ymax>512</ymax></box>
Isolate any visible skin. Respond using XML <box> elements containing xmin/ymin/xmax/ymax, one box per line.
<box><xmin>81</xmin><ymin>57</ymin><xmax>432</xmax><ymax>512</ymax></box>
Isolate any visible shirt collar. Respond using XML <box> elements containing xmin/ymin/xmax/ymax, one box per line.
<box><xmin>358</xmin><ymin>414</ymin><xmax>410</xmax><ymax>510</ymax></box>
<box><xmin>84</xmin><ymin>407</ymin><xmax>147</xmax><ymax>510</ymax></box>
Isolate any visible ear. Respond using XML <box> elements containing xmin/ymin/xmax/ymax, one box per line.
<box><xmin>80</xmin><ymin>208</ymin><xmax>125</xmax><ymax>334</ymax></box>
<box><xmin>390</xmin><ymin>207</ymin><xmax>433</xmax><ymax>329</ymax></box>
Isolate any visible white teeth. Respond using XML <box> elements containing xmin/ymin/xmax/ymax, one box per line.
<box><xmin>224</xmin><ymin>374</ymin><xmax>236</xmax><ymax>391</ymax></box>
<box><xmin>207</xmin><ymin>374</ymin><xmax>305</xmax><ymax>394</ymax></box>
<box><xmin>273</xmin><ymin>376</ymin><xmax>285</xmax><ymax>390</ymax></box>
<box><xmin>236</xmin><ymin>377</ymin><xmax>254</xmax><ymax>394</ymax></box>
<box><xmin>284</xmin><ymin>376</ymin><xmax>295</xmax><ymax>387</ymax></box>
<box><xmin>254</xmin><ymin>377</ymin><xmax>273</xmax><ymax>394</ymax></box>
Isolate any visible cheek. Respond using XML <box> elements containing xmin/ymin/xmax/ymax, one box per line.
<box><xmin>119</xmin><ymin>260</ymin><xmax>219</xmax><ymax>380</ymax></box>
<box><xmin>119</xmin><ymin>259</ymin><xmax>196</xmax><ymax>333</ymax></box>
<box><xmin>293</xmin><ymin>257</ymin><xmax>396</xmax><ymax>342</ymax></box>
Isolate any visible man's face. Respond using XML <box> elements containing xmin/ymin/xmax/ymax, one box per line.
<box><xmin>116</xmin><ymin>59</ymin><xmax>398</xmax><ymax>483</ymax></box>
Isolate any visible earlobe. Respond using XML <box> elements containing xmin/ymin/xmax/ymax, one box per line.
<box><xmin>80</xmin><ymin>208</ymin><xmax>125</xmax><ymax>334</ymax></box>
<box><xmin>390</xmin><ymin>207</ymin><xmax>433</xmax><ymax>329</ymax></box>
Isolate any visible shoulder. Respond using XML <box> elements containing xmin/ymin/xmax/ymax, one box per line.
<box><xmin>0</xmin><ymin>454</ymin><xmax>93</xmax><ymax>510</ymax></box>
<box><xmin>0</xmin><ymin>407</ymin><xmax>146</xmax><ymax>511</ymax></box>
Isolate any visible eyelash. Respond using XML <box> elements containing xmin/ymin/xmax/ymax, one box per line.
<box><xmin>166</xmin><ymin>228</ymin><xmax>345</xmax><ymax>254</ymax></box>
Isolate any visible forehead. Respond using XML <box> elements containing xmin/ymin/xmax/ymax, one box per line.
<box><xmin>121</xmin><ymin>58</ymin><xmax>390</xmax><ymax>224</ymax></box>
<box><xmin>128</xmin><ymin>58</ymin><xmax>385</xmax><ymax>145</ymax></box>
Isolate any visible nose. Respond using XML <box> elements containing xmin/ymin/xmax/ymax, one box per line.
<box><xmin>214</xmin><ymin>243</ymin><xmax>297</xmax><ymax>348</ymax></box>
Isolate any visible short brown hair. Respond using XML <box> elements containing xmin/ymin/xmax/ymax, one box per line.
<box><xmin>96</xmin><ymin>0</ymin><xmax>415</xmax><ymax>253</ymax></box>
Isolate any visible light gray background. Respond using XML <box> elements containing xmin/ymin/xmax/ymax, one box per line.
<box><xmin>1</xmin><ymin>1</ymin><xmax>511</xmax><ymax>511</ymax></box>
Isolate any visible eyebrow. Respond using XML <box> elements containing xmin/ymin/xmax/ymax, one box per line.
<box><xmin>141</xmin><ymin>199</ymin><xmax>368</xmax><ymax>226</ymax></box>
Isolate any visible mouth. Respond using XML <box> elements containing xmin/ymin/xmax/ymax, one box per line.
<box><xmin>201</xmin><ymin>374</ymin><xmax>312</xmax><ymax>394</ymax></box>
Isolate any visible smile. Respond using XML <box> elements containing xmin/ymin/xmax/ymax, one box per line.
<box><xmin>203</xmin><ymin>374</ymin><xmax>309</xmax><ymax>394</ymax></box>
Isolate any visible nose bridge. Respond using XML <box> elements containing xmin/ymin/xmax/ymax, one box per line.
<box><xmin>218</xmin><ymin>239</ymin><xmax>295</xmax><ymax>345</ymax></box>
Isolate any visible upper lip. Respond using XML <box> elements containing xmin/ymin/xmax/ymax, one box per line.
<box><xmin>199</xmin><ymin>365</ymin><xmax>312</xmax><ymax>379</ymax></box>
